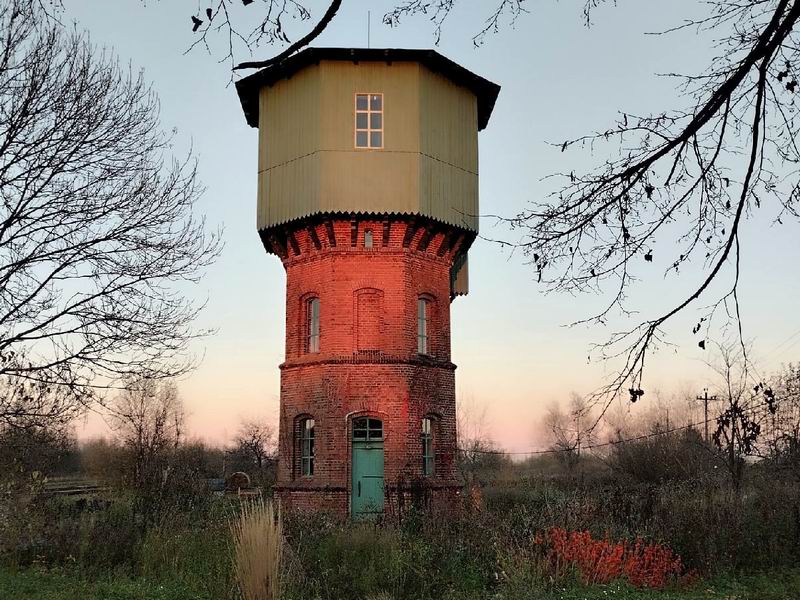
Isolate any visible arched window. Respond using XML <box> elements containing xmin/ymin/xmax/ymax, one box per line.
<box><xmin>417</xmin><ymin>297</ymin><xmax>429</xmax><ymax>355</ymax></box>
<box><xmin>421</xmin><ymin>417</ymin><xmax>434</xmax><ymax>476</ymax></box>
<box><xmin>299</xmin><ymin>418</ymin><xmax>315</xmax><ymax>476</ymax></box>
<box><xmin>305</xmin><ymin>297</ymin><xmax>320</xmax><ymax>353</ymax></box>
<box><xmin>364</xmin><ymin>229</ymin><xmax>373</xmax><ymax>248</ymax></box>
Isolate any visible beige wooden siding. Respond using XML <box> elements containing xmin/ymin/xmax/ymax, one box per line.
<box><xmin>451</xmin><ymin>256</ymin><xmax>469</xmax><ymax>296</ymax></box>
<box><xmin>258</xmin><ymin>64</ymin><xmax>321</xmax><ymax>230</ymax></box>
<box><xmin>256</xmin><ymin>59</ymin><xmax>480</xmax><ymax>234</ymax></box>
<box><xmin>419</xmin><ymin>155</ymin><xmax>478</xmax><ymax>232</ymax></box>
<box><xmin>318</xmin><ymin>60</ymin><xmax>419</xmax><ymax>153</ymax></box>
<box><xmin>258</xmin><ymin>64</ymin><xmax>320</xmax><ymax>170</ymax></box>
<box><xmin>419</xmin><ymin>66</ymin><xmax>478</xmax><ymax>172</ymax></box>
<box><xmin>258</xmin><ymin>153</ymin><xmax>321</xmax><ymax>228</ymax></box>
<box><xmin>319</xmin><ymin>151</ymin><xmax>419</xmax><ymax>215</ymax></box>
<box><xmin>419</xmin><ymin>65</ymin><xmax>479</xmax><ymax>233</ymax></box>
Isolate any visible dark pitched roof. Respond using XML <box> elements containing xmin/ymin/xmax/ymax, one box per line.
<box><xmin>235</xmin><ymin>47</ymin><xmax>500</xmax><ymax>131</ymax></box>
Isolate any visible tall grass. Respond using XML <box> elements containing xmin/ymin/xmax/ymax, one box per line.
<box><xmin>230</xmin><ymin>498</ymin><xmax>282</xmax><ymax>600</ymax></box>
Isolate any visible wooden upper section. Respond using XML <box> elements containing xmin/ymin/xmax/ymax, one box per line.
<box><xmin>235</xmin><ymin>48</ymin><xmax>499</xmax><ymax>235</ymax></box>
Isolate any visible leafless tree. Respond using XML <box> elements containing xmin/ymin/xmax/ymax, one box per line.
<box><xmin>603</xmin><ymin>396</ymin><xmax>715</xmax><ymax>485</ymax></box>
<box><xmin>513</xmin><ymin>1</ymin><xmax>800</xmax><ymax>414</ymax></box>
<box><xmin>756</xmin><ymin>362</ymin><xmax>800</xmax><ymax>473</ymax></box>
<box><xmin>708</xmin><ymin>341</ymin><xmax>778</xmax><ymax>494</ymax></box>
<box><xmin>0</xmin><ymin>421</ymin><xmax>76</xmax><ymax>478</ymax></box>
<box><xmin>174</xmin><ymin>0</ymin><xmax>526</xmax><ymax>71</ymax></box>
<box><xmin>111</xmin><ymin>379</ymin><xmax>215</xmax><ymax>525</ymax></box>
<box><xmin>382</xmin><ymin>0</ymin><xmax>527</xmax><ymax>46</ymax></box>
<box><xmin>456</xmin><ymin>392</ymin><xmax>490</xmax><ymax>449</ymax></box>
<box><xmin>0</xmin><ymin>378</ymin><xmax>84</xmax><ymax>431</ymax></box>
<box><xmin>111</xmin><ymin>379</ymin><xmax>185</xmax><ymax>488</ymax></box>
<box><xmin>543</xmin><ymin>392</ymin><xmax>597</xmax><ymax>473</ymax></box>
<box><xmin>0</xmin><ymin>3</ymin><xmax>220</xmax><ymax>429</ymax></box>
<box><xmin>231</xmin><ymin>417</ymin><xmax>276</xmax><ymax>476</ymax></box>
<box><xmin>455</xmin><ymin>392</ymin><xmax>507</xmax><ymax>483</ymax></box>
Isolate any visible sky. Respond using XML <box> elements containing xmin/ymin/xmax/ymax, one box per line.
<box><xmin>61</xmin><ymin>0</ymin><xmax>800</xmax><ymax>453</ymax></box>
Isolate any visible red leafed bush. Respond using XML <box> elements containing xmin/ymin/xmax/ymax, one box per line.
<box><xmin>534</xmin><ymin>528</ymin><xmax>693</xmax><ymax>589</ymax></box>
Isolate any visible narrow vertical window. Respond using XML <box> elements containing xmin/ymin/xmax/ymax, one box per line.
<box><xmin>306</xmin><ymin>297</ymin><xmax>320</xmax><ymax>353</ymax></box>
<box><xmin>300</xmin><ymin>418</ymin><xmax>315</xmax><ymax>476</ymax></box>
<box><xmin>364</xmin><ymin>229</ymin><xmax>373</xmax><ymax>248</ymax></box>
<box><xmin>417</xmin><ymin>298</ymin><xmax>428</xmax><ymax>355</ymax></box>
<box><xmin>355</xmin><ymin>93</ymin><xmax>383</xmax><ymax>149</ymax></box>
<box><xmin>422</xmin><ymin>417</ymin><xmax>434</xmax><ymax>476</ymax></box>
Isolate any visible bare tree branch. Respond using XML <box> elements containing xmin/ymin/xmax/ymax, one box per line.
<box><xmin>507</xmin><ymin>0</ymin><xmax>800</xmax><ymax>416</ymax></box>
<box><xmin>0</xmin><ymin>3</ymin><xmax>221</xmax><ymax>427</ymax></box>
<box><xmin>234</xmin><ymin>0</ymin><xmax>342</xmax><ymax>70</ymax></box>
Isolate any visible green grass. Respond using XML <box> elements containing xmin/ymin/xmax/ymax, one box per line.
<box><xmin>542</xmin><ymin>570</ymin><xmax>800</xmax><ymax>600</ymax></box>
<box><xmin>0</xmin><ymin>567</ymin><xmax>224</xmax><ymax>600</ymax></box>
<box><xmin>1</xmin><ymin>567</ymin><xmax>799</xmax><ymax>599</ymax></box>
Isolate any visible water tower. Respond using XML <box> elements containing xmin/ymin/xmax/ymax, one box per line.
<box><xmin>236</xmin><ymin>48</ymin><xmax>499</xmax><ymax>518</ymax></box>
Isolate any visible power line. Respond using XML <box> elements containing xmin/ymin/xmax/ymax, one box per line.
<box><xmin>761</xmin><ymin>328</ymin><xmax>800</xmax><ymax>364</ymax></box>
<box><xmin>695</xmin><ymin>388</ymin><xmax>718</xmax><ymax>443</ymax></box>
<box><xmin>461</xmin><ymin>398</ymin><xmax>775</xmax><ymax>456</ymax></box>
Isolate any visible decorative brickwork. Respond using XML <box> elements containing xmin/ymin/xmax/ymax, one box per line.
<box><xmin>268</xmin><ymin>215</ymin><xmax>471</xmax><ymax>516</ymax></box>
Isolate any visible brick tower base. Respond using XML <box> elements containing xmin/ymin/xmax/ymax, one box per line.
<box><xmin>264</xmin><ymin>215</ymin><xmax>473</xmax><ymax>518</ymax></box>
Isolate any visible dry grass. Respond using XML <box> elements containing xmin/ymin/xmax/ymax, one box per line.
<box><xmin>230</xmin><ymin>498</ymin><xmax>282</xmax><ymax>600</ymax></box>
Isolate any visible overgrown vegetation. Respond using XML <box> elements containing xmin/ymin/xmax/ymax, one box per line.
<box><xmin>2</xmin><ymin>438</ymin><xmax>800</xmax><ymax>599</ymax></box>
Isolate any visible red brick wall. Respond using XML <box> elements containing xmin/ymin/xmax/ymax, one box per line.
<box><xmin>355</xmin><ymin>288</ymin><xmax>383</xmax><ymax>351</ymax></box>
<box><xmin>269</xmin><ymin>216</ymin><xmax>468</xmax><ymax>515</ymax></box>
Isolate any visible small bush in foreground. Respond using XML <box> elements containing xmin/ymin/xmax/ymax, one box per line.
<box><xmin>537</xmin><ymin>527</ymin><xmax>693</xmax><ymax>589</ymax></box>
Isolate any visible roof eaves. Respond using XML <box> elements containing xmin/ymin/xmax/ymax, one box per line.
<box><xmin>235</xmin><ymin>47</ymin><xmax>500</xmax><ymax>130</ymax></box>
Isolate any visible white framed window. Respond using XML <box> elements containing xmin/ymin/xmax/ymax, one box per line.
<box><xmin>299</xmin><ymin>418</ymin><xmax>315</xmax><ymax>476</ymax></box>
<box><xmin>306</xmin><ymin>297</ymin><xmax>320</xmax><ymax>353</ymax></box>
<box><xmin>422</xmin><ymin>417</ymin><xmax>434</xmax><ymax>477</ymax></box>
<box><xmin>355</xmin><ymin>93</ymin><xmax>383</xmax><ymax>149</ymax></box>
<box><xmin>417</xmin><ymin>297</ymin><xmax>429</xmax><ymax>355</ymax></box>
<box><xmin>364</xmin><ymin>229</ymin><xmax>373</xmax><ymax>248</ymax></box>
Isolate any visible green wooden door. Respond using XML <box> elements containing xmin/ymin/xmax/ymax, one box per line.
<box><xmin>351</xmin><ymin>418</ymin><xmax>384</xmax><ymax>519</ymax></box>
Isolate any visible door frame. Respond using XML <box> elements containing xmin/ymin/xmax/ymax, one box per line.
<box><xmin>346</xmin><ymin>411</ymin><xmax>388</xmax><ymax>518</ymax></box>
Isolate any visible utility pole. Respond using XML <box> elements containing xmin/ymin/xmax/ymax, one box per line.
<box><xmin>696</xmin><ymin>388</ymin><xmax>718</xmax><ymax>443</ymax></box>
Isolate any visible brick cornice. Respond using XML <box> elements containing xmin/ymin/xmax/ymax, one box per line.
<box><xmin>259</xmin><ymin>213</ymin><xmax>475</xmax><ymax>266</ymax></box>
<box><xmin>276</xmin><ymin>244</ymin><xmax>451</xmax><ymax>269</ymax></box>
<box><xmin>280</xmin><ymin>352</ymin><xmax>457</xmax><ymax>371</ymax></box>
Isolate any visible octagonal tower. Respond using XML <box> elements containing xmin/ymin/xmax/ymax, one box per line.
<box><xmin>236</xmin><ymin>48</ymin><xmax>499</xmax><ymax>517</ymax></box>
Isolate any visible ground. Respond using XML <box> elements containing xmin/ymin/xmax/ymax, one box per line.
<box><xmin>1</xmin><ymin>567</ymin><xmax>799</xmax><ymax>600</ymax></box>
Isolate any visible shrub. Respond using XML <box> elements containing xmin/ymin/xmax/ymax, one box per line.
<box><xmin>536</xmin><ymin>527</ymin><xmax>692</xmax><ymax>589</ymax></box>
<box><xmin>281</xmin><ymin>510</ymin><xmax>497</xmax><ymax>600</ymax></box>
<box><xmin>138</xmin><ymin>499</ymin><xmax>234</xmax><ymax>599</ymax></box>
<box><xmin>284</xmin><ymin>521</ymin><xmax>403</xmax><ymax>599</ymax></box>
<box><xmin>609</xmin><ymin>428</ymin><xmax>716</xmax><ymax>484</ymax></box>
<box><xmin>0</xmin><ymin>490</ymin><xmax>140</xmax><ymax>571</ymax></box>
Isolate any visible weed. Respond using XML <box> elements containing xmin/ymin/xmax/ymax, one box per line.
<box><xmin>230</xmin><ymin>498</ymin><xmax>282</xmax><ymax>600</ymax></box>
